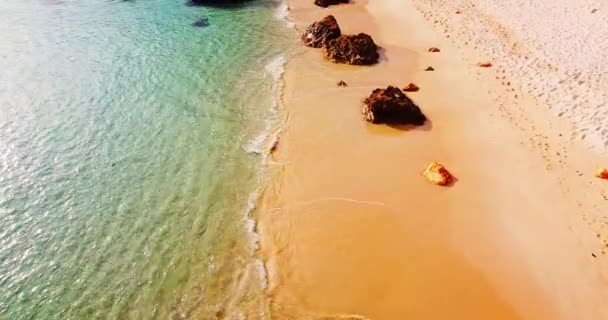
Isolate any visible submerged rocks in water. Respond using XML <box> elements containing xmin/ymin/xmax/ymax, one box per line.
<box><xmin>362</xmin><ymin>86</ymin><xmax>426</xmax><ymax>125</ymax></box>
<box><xmin>323</xmin><ymin>33</ymin><xmax>379</xmax><ymax>65</ymax></box>
<box><xmin>192</xmin><ymin>17</ymin><xmax>209</xmax><ymax>28</ymax></box>
<box><xmin>314</xmin><ymin>0</ymin><xmax>349</xmax><ymax>8</ymax></box>
<box><xmin>188</xmin><ymin>0</ymin><xmax>249</xmax><ymax>7</ymax></box>
<box><xmin>301</xmin><ymin>15</ymin><xmax>341</xmax><ymax>48</ymax></box>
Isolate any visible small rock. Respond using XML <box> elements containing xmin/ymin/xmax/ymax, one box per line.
<box><xmin>323</xmin><ymin>33</ymin><xmax>379</xmax><ymax>65</ymax></box>
<box><xmin>592</xmin><ymin>253</ymin><xmax>597</xmax><ymax>258</ymax></box>
<box><xmin>428</xmin><ymin>47</ymin><xmax>440</xmax><ymax>53</ymax></box>
<box><xmin>423</xmin><ymin>162</ymin><xmax>454</xmax><ymax>186</ymax></box>
<box><xmin>314</xmin><ymin>0</ymin><xmax>348</xmax><ymax>8</ymax></box>
<box><xmin>402</xmin><ymin>83</ymin><xmax>419</xmax><ymax>92</ymax></box>
<box><xmin>478</xmin><ymin>62</ymin><xmax>493</xmax><ymax>68</ymax></box>
<box><xmin>192</xmin><ymin>18</ymin><xmax>210</xmax><ymax>28</ymax></box>
<box><xmin>592</xmin><ymin>8</ymin><xmax>598</xmax><ymax>13</ymax></box>
<box><xmin>301</xmin><ymin>15</ymin><xmax>341</xmax><ymax>48</ymax></box>
<box><xmin>456</xmin><ymin>10</ymin><xmax>462</xmax><ymax>14</ymax></box>
<box><xmin>362</xmin><ymin>86</ymin><xmax>426</xmax><ymax>125</ymax></box>
<box><xmin>269</xmin><ymin>138</ymin><xmax>279</xmax><ymax>154</ymax></box>
<box><xmin>425</xmin><ymin>66</ymin><xmax>435</xmax><ymax>71</ymax></box>
<box><xmin>595</xmin><ymin>168</ymin><xmax>608</xmax><ymax>179</ymax></box>
<box><xmin>337</xmin><ymin>80</ymin><xmax>348</xmax><ymax>87</ymax></box>
<box><xmin>216</xmin><ymin>310</ymin><xmax>225</xmax><ymax>319</ymax></box>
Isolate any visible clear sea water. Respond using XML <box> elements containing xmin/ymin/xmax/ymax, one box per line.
<box><xmin>0</xmin><ymin>0</ymin><xmax>293</xmax><ymax>318</ymax></box>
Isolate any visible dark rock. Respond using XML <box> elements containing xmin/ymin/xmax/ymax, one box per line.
<box><xmin>192</xmin><ymin>17</ymin><xmax>209</xmax><ymax>28</ymax></box>
<box><xmin>425</xmin><ymin>66</ymin><xmax>434</xmax><ymax>71</ymax></box>
<box><xmin>362</xmin><ymin>86</ymin><xmax>426</xmax><ymax>125</ymax></box>
<box><xmin>337</xmin><ymin>80</ymin><xmax>348</xmax><ymax>87</ymax></box>
<box><xmin>428</xmin><ymin>47</ymin><xmax>440</xmax><ymax>52</ymax></box>
<box><xmin>402</xmin><ymin>83</ymin><xmax>419</xmax><ymax>92</ymax></box>
<box><xmin>301</xmin><ymin>15</ymin><xmax>341</xmax><ymax>48</ymax></box>
<box><xmin>269</xmin><ymin>137</ymin><xmax>279</xmax><ymax>154</ymax></box>
<box><xmin>314</xmin><ymin>0</ymin><xmax>348</xmax><ymax>8</ymax></box>
<box><xmin>323</xmin><ymin>33</ymin><xmax>379</xmax><ymax>65</ymax></box>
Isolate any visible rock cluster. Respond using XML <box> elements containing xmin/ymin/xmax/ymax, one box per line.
<box><xmin>294</xmin><ymin>1</ymin><xmax>468</xmax><ymax>188</ymax></box>
<box><xmin>302</xmin><ymin>17</ymin><xmax>379</xmax><ymax>65</ymax></box>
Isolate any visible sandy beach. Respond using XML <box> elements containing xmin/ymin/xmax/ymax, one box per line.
<box><xmin>257</xmin><ymin>0</ymin><xmax>608</xmax><ymax>319</ymax></box>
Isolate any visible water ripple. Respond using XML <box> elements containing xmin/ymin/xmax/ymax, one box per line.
<box><xmin>0</xmin><ymin>0</ymin><xmax>294</xmax><ymax>319</ymax></box>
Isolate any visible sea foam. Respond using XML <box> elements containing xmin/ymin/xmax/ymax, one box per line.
<box><xmin>243</xmin><ymin>55</ymin><xmax>286</xmax><ymax>155</ymax></box>
<box><xmin>265</xmin><ymin>54</ymin><xmax>286</xmax><ymax>86</ymax></box>
<box><xmin>275</xmin><ymin>2</ymin><xmax>295</xmax><ymax>29</ymax></box>
<box><xmin>239</xmin><ymin>53</ymin><xmax>289</xmax><ymax>310</ymax></box>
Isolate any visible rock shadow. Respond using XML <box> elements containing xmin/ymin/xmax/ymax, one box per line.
<box><xmin>387</xmin><ymin>118</ymin><xmax>433</xmax><ymax>132</ymax></box>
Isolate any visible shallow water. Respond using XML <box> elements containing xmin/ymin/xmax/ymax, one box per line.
<box><xmin>0</xmin><ymin>0</ymin><xmax>293</xmax><ymax>318</ymax></box>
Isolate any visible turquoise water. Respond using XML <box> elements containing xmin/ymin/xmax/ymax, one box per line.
<box><xmin>0</xmin><ymin>0</ymin><xmax>293</xmax><ymax>318</ymax></box>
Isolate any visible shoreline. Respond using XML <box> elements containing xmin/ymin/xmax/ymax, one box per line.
<box><xmin>257</xmin><ymin>0</ymin><xmax>608</xmax><ymax>319</ymax></box>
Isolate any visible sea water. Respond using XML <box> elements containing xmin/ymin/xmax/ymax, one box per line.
<box><xmin>0</xmin><ymin>0</ymin><xmax>294</xmax><ymax>318</ymax></box>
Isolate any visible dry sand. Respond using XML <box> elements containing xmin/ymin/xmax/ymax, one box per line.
<box><xmin>257</xmin><ymin>0</ymin><xmax>608</xmax><ymax>319</ymax></box>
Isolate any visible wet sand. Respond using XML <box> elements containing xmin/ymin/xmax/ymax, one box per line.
<box><xmin>257</xmin><ymin>0</ymin><xmax>608</xmax><ymax>319</ymax></box>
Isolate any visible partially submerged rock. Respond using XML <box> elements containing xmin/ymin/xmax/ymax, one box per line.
<box><xmin>314</xmin><ymin>0</ymin><xmax>349</xmax><ymax>8</ymax></box>
<box><xmin>423</xmin><ymin>162</ymin><xmax>453</xmax><ymax>186</ymax></box>
<box><xmin>595</xmin><ymin>168</ymin><xmax>608</xmax><ymax>179</ymax></box>
<box><xmin>192</xmin><ymin>17</ymin><xmax>210</xmax><ymax>28</ymax></box>
<box><xmin>301</xmin><ymin>15</ymin><xmax>341</xmax><ymax>48</ymax></box>
<box><xmin>337</xmin><ymin>80</ymin><xmax>348</xmax><ymax>87</ymax></box>
<box><xmin>402</xmin><ymin>83</ymin><xmax>419</xmax><ymax>92</ymax></box>
<box><xmin>362</xmin><ymin>86</ymin><xmax>426</xmax><ymax>125</ymax></box>
<box><xmin>323</xmin><ymin>33</ymin><xmax>379</xmax><ymax>65</ymax></box>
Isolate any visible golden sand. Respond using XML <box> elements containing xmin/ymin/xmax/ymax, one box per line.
<box><xmin>256</xmin><ymin>0</ymin><xmax>608</xmax><ymax>319</ymax></box>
